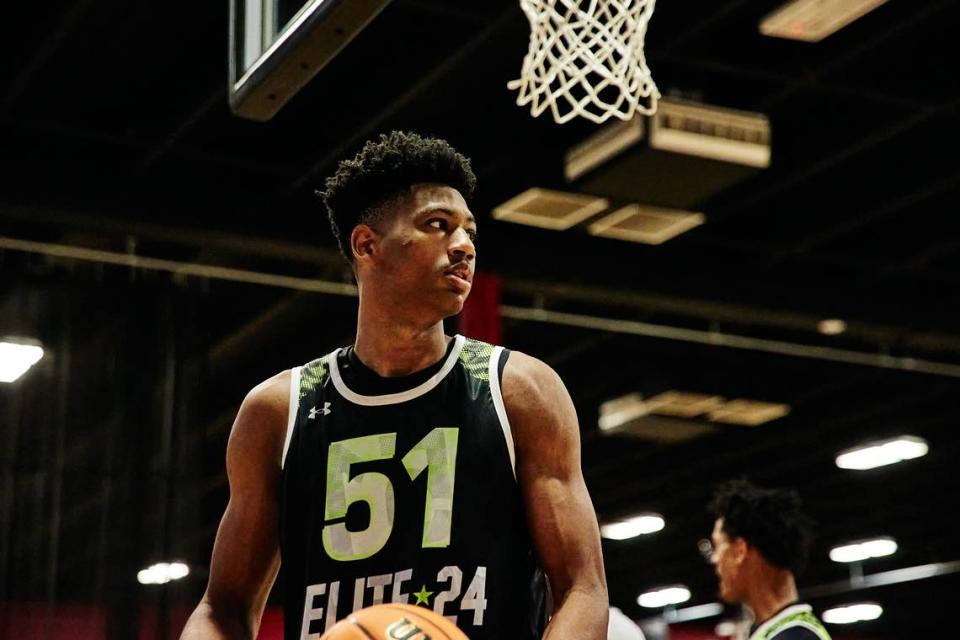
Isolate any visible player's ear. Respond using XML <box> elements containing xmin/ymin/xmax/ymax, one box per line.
<box><xmin>351</xmin><ymin>224</ymin><xmax>379</xmax><ymax>263</ymax></box>
<box><xmin>731</xmin><ymin>537</ymin><xmax>749</xmax><ymax>565</ymax></box>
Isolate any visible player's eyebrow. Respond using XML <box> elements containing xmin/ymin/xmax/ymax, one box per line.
<box><xmin>420</xmin><ymin>206</ymin><xmax>476</xmax><ymax>225</ymax></box>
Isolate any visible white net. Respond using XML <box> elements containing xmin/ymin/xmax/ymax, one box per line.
<box><xmin>508</xmin><ymin>0</ymin><xmax>660</xmax><ymax>125</ymax></box>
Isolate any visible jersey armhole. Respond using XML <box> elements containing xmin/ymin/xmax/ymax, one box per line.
<box><xmin>281</xmin><ymin>366</ymin><xmax>302</xmax><ymax>470</ymax></box>
<box><xmin>489</xmin><ymin>346</ymin><xmax>517</xmax><ymax>481</ymax></box>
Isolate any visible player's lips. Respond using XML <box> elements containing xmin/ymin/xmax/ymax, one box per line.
<box><xmin>444</xmin><ymin>264</ymin><xmax>472</xmax><ymax>289</ymax></box>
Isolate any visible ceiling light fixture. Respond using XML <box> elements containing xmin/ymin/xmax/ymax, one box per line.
<box><xmin>706</xmin><ymin>399</ymin><xmax>791</xmax><ymax>426</ymax></box>
<box><xmin>760</xmin><ymin>0</ymin><xmax>889</xmax><ymax>42</ymax></box>
<box><xmin>493</xmin><ymin>188</ymin><xmax>609</xmax><ymax>230</ymax></box>
<box><xmin>835</xmin><ymin>436</ymin><xmax>929</xmax><ymax>470</ymax></box>
<box><xmin>587</xmin><ymin>204</ymin><xmax>705</xmax><ymax>245</ymax></box>
<box><xmin>643</xmin><ymin>391</ymin><xmax>726</xmax><ymax>418</ymax></box>
<box><xmin>601</xmin><ymin>513</ymin><xmax>665</xmax><ymax>540</ymax></box>
<box><xmin>829</xmin><ymin>538</ymin><xmax>898</xmax><ymax>563</ymax></box>
<box><xmin>0</xmin><ymin>340</ymin><xmax>44</xmax><ymax>383</ymax></box>
<box><xmin>817</xmin><ymin>319</ymin><xmax>847</xmax><ymax>335</ymax></box>
<box><xmin>137</xmin><ymin>562</ymin><xmax>190</xmax><ymax>585</ymax></box>
<box><xmin>822</xmin><ymin>603</ymin><xmax>883</xmax><ymax>624</ymax></box>
<box><xmin>664</xmin><ymin>602</ymin><xmax>724</xmax><ymax>623</ymax></box>
<box><xmin>637</xmin><ymin>585</ymin><xmax>691</xmax><ymax>608</ymax></box>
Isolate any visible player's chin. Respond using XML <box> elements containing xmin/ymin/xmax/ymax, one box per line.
<box><xmin>439</xmin><ymin>290</ymin><xmax>468</xmax><ymax>315</ymax></box>
<box><xmin>444</xmin><ymin>282</ymin><xmax>470</xmax><ymax>301</ymax></box>
<box><xmin>446</xmin><ymin>296</ymin><xmax>467</xmax><ymax>315</ymax></box>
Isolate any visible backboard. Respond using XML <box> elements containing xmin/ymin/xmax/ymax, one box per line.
<box><xmin>229</xmin><ymin>0</ymin><xmax>391</xmax><ymax>121</ymax></box>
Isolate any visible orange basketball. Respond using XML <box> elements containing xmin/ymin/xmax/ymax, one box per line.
<box><xmin>319</xmin><ymin>603</ymin><xmax>470</xmax><ymax>640</ymax></box>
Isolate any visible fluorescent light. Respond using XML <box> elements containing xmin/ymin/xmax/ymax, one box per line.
<box><xmin>830</xmin><ymin>538</ymin><xmax>898</xmax><ymax>563</ymax></box>
<box><xmin>637</xmin><ymin>586</ymin><xmax>691</xmax><ymax>608</ymax></box>
<box><xmin>760</xmin><ymin>0</ymin><xmax>889</xmax><ymax>43</ymax></box>
<box><xmin>664</xmin><ymin>602</ymin><xmax>724</xmax><ymax>623</ymax></box>
<box><xmin>822</xmin><ymin>603</ymin><xmax>883</xmax><ymax>624</ymax></box>
<box><xmin>835</xmin><ymin>436</ymin><xmax>929</xmax><ymax>470</ymax></box>
<box><xmin>817</xmin><ymin>319</ymin><xmax>847</xmax><ymax>335</ymax></box>
<box><xmin>601</xmin><ymin>514</ymin><xmax>665</xmax><ymax>540</ymax></box>
<box><xmin>0</xmin><ymin>341</ymin><xmax>44</xmax><ymax>383</ymax></box>
<box><xmin>137</xmin><ymin>562</ymin><xmax>190</xmax><ymax>585</ymax></box>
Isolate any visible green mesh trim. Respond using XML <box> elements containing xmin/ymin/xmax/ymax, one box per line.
<box><xmin>457</xmin><ymin>338</ymin><xmax>495</xmax><ymax>381</ymax></box>
<box><xmin>299</xmin><ymin>354</ymin><xmax>331</xmax><ymax>402</ymax></box>
<box><xmin>757</xmin><ymin>611</ymin><xmax>832</xmax><ymax>640</ymax></box>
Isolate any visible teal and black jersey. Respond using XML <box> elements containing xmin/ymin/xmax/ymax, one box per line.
<box><xmin>280</xmin><ymin>335</ymin><xmax>546</xmax><ymax>640</ymax></box>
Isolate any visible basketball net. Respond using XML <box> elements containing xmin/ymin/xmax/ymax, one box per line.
<box><xmin>508</xmin><ymin>0</ymin><xmax>660</xmax><ymax>125</ymax></box>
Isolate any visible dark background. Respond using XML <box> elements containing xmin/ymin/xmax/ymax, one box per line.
<box><xmin>2</xmin><ymin>1</ymin><xmax>959</xmax><ymax>638</ymax></box>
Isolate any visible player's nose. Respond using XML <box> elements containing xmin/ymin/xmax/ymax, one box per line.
<box><xmin>448</xmin><ymin>227</ymin><xmax>475</xmax><ymax>262</ymax></box>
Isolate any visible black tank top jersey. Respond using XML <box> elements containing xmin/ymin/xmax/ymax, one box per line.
<box><xmin>280</xmin><ymin>335</ymin><xmax>546</xmax><ymax>640</ymax></box>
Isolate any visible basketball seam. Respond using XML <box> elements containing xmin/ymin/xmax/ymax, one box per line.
<box><xmin>353</xmin><ymin>620</ymin><xmax>377</xmax><ymax>640</ymax></box>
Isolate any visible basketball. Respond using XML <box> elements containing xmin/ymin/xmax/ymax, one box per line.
<box><xmin>319</xmin><ymin>603</ymin><xmax>470</xmax><ymax>640</ymax></box>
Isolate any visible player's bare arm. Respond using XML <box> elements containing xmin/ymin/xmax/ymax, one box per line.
<box><xmin>503</xmin><ymin>351</ymin><xmax>609</xmax><ymax>640</ymax></box>
<box><xmin>179</xmin><ymin>371</ymin><xmax>290</xmax><ymax>640</ymax></box>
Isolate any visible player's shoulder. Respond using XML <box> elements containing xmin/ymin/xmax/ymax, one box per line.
<box><xmin>501</xmin><ymin>349</ymin><xmax>580</xmax><ymax>464</ymax></box>
<box><xmin>501</xmin><ymin>349</ymin><xmax>570</xmax><ymax>416</ymax></box>
<box><xmin>245</xmin><ymin>369</ymin><xmax>293</xmax><ymax>415</ymax></box>
<box><xmin>224</xmin><ymin>370</ymin><xmax>294</xmax><ymax>470</ymax></box>
<box><xmin>233</xmin><ymin>371</ymin><xmax>292</xmax><ymax>443</ymax></box>
<box><xmin>503</xmin><ymin>349</ymin><xmax>563</xmax><ymax>390</ymax></box>
<box><xmin>769</xmin><ymin>626</ymin><xmax>825</xmax><ymax>640</ymax></box>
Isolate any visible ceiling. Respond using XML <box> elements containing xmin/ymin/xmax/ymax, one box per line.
<box><xmin>2</xmin><ymin>1</ymin><xmax>959</xmax><ymax>638</ymax></box>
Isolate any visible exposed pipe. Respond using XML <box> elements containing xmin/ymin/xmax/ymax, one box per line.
<box><xmin>663</xmin><ymin>559</ymin><xmax>960</xmax><ymax>622</ymax></box>
<box><xmin>802</xmin><ymin>560</ymin><xmax>960</xmax><ymax>598</ymax></box>
<box><xmin>4</xmin><ymin>235</ymin><xmax>960</xmax><ymax>377</ymax></box>
<box><xmin>0</xmin><ymin>235</ymin><xmax>357</xmax><ymax>297</ymax></box>
<box><xmin>501</xmin><ymin>305</ymin><xmax>960</xmax><ymax>378</ymax></box>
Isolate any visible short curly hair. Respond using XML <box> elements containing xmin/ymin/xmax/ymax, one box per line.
<box><xmin>709</xmin><ymin>478</ymin><xmax>815</xmax><ymax>575</ymax></box>
<box><xmin>317</xmin><ymin>131</ymin><xmax>477</xmax><ymax>262</ymax></box>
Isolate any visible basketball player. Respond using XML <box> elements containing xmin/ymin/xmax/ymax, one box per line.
<box><xmin>180</xmin><ymin>132</ymin><xmax>608</xmax><ymax>639</ymax></box>
<box><xmin>703</xmin><ymin>479</ymin><xmax>831</xmax><ymax>640</ymax></box>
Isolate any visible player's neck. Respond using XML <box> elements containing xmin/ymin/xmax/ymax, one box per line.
<box><xmin>354</xmin><ymin>304</ymin><xmax>450</xmax><ymax>377</ymax></box>
<box><xmin>744</xmin><ymin>567</ymin><xmax>798</xmax><ymax>626</ymax></box>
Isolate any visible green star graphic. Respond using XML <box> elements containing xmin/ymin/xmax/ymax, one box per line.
<box><xmin>413</xmin><ymin>585</ymin><xmax>433</xmax><ymax>606</ymax></box>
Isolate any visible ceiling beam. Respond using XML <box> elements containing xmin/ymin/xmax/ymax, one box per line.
<box><xmin>716</xmin><ymin>105</ymin><xmax>946</xmax><ymax>216</ymax></box>
<box><xmin>758</xmin><ymin>0</ymin><xmax>956</xmax><ymax>110</ymax></box>
<box><xmin>656</xmin><ymin>0</ymin><xmax>753</xmax><ymax>56</ymax></box>
<box><xmin>2</xmin><ymin>0</ymin><xmax>96</xmax><ymax>110</ymax></box>
<box><xmin>657</xmin><ymin>53</ymin><xmax>947</xmax><ymax>112</ymax></box>
<box><xmin>143</xmin><ymin>87</ymin><xmax>225</xmax><ymax>168</ymax></box>
<box><xmin>775</xmin><ymin>166</ymin><xmax>960</xmax><ymax>260</ymax></box>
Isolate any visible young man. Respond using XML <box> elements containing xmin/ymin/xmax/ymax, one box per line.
<box><xmin>704</xmin><ymin>479</ymin><xmax>831</xmax><ymax>640</ymax></box>
<box><xmin>180</xmin><ymin>131</ymin><xmax>608</xmax><ymax>639</ymax></box>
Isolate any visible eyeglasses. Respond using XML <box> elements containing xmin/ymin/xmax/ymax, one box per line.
<box><xmin>698</xmin><ymin>538</ymin><xmax>714</xmax><ymax>562</ymax></box>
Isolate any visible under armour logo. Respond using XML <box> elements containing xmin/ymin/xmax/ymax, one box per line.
<box><xmin>386</xmin><ymin>618</ymin><xmax>430</xmax><ymax>640</ymax></box>
<box><xmin>308</xmin><ymin>402</ymin><xmax>331</xmax><ymax>419</ymax></box>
